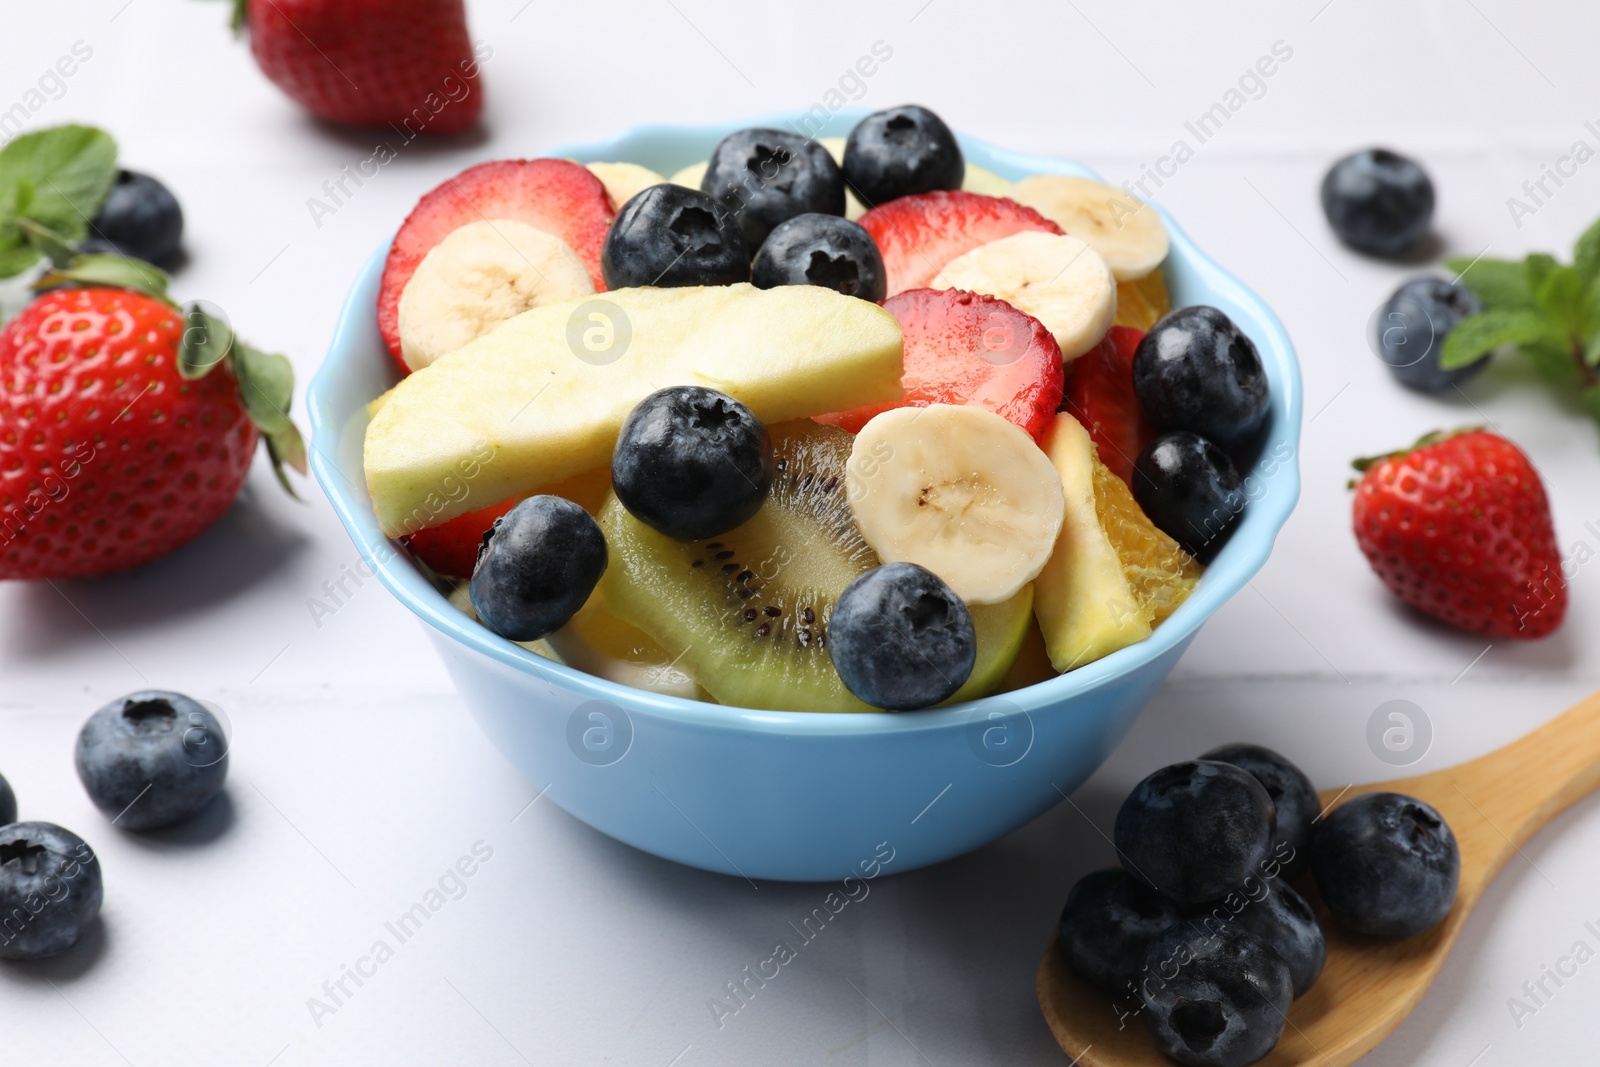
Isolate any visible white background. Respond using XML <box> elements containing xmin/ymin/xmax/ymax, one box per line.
<box><xmin>3</xmin><ymin>1</ymin><xmax>1600</xmax><ymax>1063</ymax></box>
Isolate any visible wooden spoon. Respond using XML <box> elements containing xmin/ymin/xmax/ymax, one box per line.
<box><xmin>1037</xmin><ymin>689</ymin><xmax>1600</xmax><ymax>1066</ymax></box>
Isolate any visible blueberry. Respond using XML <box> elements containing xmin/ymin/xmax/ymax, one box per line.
<box><xmin>1312</xmin><ymin>792</ymin><xmax>1459</xmax><ymax>938</ymax></box>
<box><xmin>1200</xmin><ymin>744</ymin><xmax>1317</xmax><ymax>882</ymax></box>
<box><xmin>752</xmin><ymin>214</ymin><xmax>886</xmax><ymax>303</ymax></box>
<box><xmin>1191</xmin><ymin>881</ymin><xmax>1326</xmax><ymax>998</ymax></box>
<box><xmin>828</xmin><ymin>563</ymin><xmax>975</xmax><ymax>710</ymax></box>
<box><xmin>701</xmin><ymin>128</ymin><xmax>845</xmax><ymax>251</ymax></box>
<box><xmin>470</xmin><ymin>496</ymin><xmax>607</xmax><ymax>642</ymax></box>
<box><xmin>1374</xmin><ymin>277</ymin><xmax>1487</xmax><ymax>393</ymax></box>
<box><xmin>1321</xmin><ymin>148</ymin><xmax>1434</xmax><ymax>256</ymax></box>
<box><xmin>1057</xmin><ymin>868</ymin><xmax>1181</xmax><ymax>997</ymax></box>
<box><xmin>1140</xmin><ymin>922</ymin><xmax>1293</xmax><ymax>1067</ymax></box>
<box><xmin>0</xmin><ymin>771</ymin><xmax>14</xmax><ymax>827</ymax></box>
<box><xmin>842</xmin><ymin>105</ymin><xmax>964</xmax><ymax>208</ymax></box>
<box><xmin>1133</xmin><ymin>432</ymin><xmax>1245</xmax><ymax>564</ymax></box>
<box><xmin>1133</xmin><ymin>306</ymin><xmax>1270</xmax><ymax>451</ymax></box>
<box><xmin>1115</xmin><ymin>760</ymin><xmax>1276</xmax><ymax>905</ymax></box>
<box><xmin>76</xmin><ymin>690</ymin><xmax>229</xmax><ymax>831</ymax></box>
<box><xmin>0</xmin><ymin>822</ymin><xmax>103</xmax><ymax>960</ymax></box>
<box><xmin>88</xmin><ymin>170</ymin><xmax>184</xmax><ymax>268</ymax></box>
<box><xmin>611</xmin><ymin>386</ymin><xmax>774</xmax><ymax>541</ymax></box>
<box><xmin>601</xmin><ymin>184</ymin><xmax>749</xmax><ymax>290</ymax></box>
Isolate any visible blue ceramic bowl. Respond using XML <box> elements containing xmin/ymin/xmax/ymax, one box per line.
<box><xmin>308</xmin><ymin>111</ymin><xmax>1301</xmax><ymax>882</ymax></box>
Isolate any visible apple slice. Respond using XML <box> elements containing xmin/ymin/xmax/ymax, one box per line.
<box><xmin>365</xmin><ymin>284</ymin><xmax>904</xmax><ymax>536</ymax></box>
<box><xmin>1033</xmin><ymin>413</ymin><xmax>1150</xmax><ymax>671</ymax></box>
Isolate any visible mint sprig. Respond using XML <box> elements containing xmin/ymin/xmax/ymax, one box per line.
<box><xmin>1445</xmin><ymin>219</ymin><xmax>1600</xmax><ymax>418</ymax></box>
<box><xmin>0</xmin><ymin>125</ymin><xmax>119</xmax><ymax>279</ymax></box>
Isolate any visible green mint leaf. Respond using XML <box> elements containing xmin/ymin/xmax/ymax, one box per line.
<box><xmin>1440</xmin><ymin>309</ymin><xmax>1559</xmax><ymax>370</ymax></box>
<box><xmin>0</xmin><ymin>243</ymin><xmax>40</xmax><ymax>279</ymax></box>
<box><xmin>1447</xmin><ymin>257</ymin><xmax>1534</xmax><ymax>310</ymax></box>
<box><xmin>1525</xmin><ymin>253</ymin><xmax>1558</xmax><ymax>294</ymax></box>
<box><xmin>1586</xmin><ymin>331</ymin><xmax>1600</xmax><ymax>368</ymax></box>
<box><xmin>177</xmin><ymin>305</ymin><xmax>235</xmax><ymax>380</ymax></box>
<box><xmin>1575</xmin><ymin>217</ymin><xmax>1600</xmax><ymax>282</ymax></box>
<box><xmin>231</xmin><ymin>341</ymin><xmax>295</xmax><ymax>435</ymax></box>
<box><xmin>1520</xmin><ymin>339</ymin><xmax>1579</xmax><ymax>385</ymax></box>
<box><xmin>37</xmin><ymin>254</ymin><xmax>170</xmax><ymax>302</ymax></box>
<box><xmin>0</xmin><ymin>126</ymin><xmax>118</xmax><ymax>241</ymax></box>
<box><xmin>1583</xmin><ymin>383</ymin><xmax>1600</xmax><ymax>427</ymax></box>
<box><xmin>1536</xmin><ymin>265</ymin><xmax>1588</xmax><ymax>340</ymax></box>
<box><xmin>18</xmin><ymin>218</ymin><xmax>78</xmax><ymax>269</ymax></box>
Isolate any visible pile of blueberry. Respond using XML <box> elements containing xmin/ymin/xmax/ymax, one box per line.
<box><xmin>0</xmin><ymin>689</ymin><xmax>225</xmax><ymax>961</ymax></box>
<box><xmin>1058</xmin><ymin>744</ymin><xmax>1459</xmax><ymax>1067</ymax></box>
<box><xmin>603</xmin><ymin>105</ymin><xmax>966</xmax><ymax>301</ymax></box>
<box><xmin>1131</xmin><ymin>306</ymin><xmax>1272</xmax><ymax>563</ymax></box>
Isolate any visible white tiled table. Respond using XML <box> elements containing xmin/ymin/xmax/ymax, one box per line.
<box><xmin>3</xmin><ymin>1</ymin><xmax>1598</xmax><ymax>1063</ymax></box>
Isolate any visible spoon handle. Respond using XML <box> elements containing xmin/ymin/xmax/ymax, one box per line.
<box><xmin>1416</xmin><ymin>688</ymin><xmax>1600</xmax><ymax>869</ymax></box>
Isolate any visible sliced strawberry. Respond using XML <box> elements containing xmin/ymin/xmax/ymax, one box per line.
<box><xmin>858</xmin><ymin>191</ymin><xmax>1062</xmax><ymax>297</ymax></box>
<box><xmin>377</xmin><ymin>159</ymin><xmax>613</xmax><ymax>369</ymax></box>
<box><xmin>815</xmin><ymin>288</ymin><xmax>1063</xmax><ymax>439</ymax></box>
<box><xmin>1061</xmin><ymin>326</ymin><xmax>1155</xmax><ymax>486</ymax></box>
<box><xmin>402</xmin><ymin>497</ymin><xmax>519</xmax><ymax>579</ymax></box>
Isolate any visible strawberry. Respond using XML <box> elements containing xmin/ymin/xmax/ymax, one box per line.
<box><xmin>1350</xmin><ymin>430</ymin><xmax>1566</xmax><ymax>639</ymax></box>
<box><xmin>815</xmin><ymin>288</ymin><xmax>1063</xmax><ymax>438</ymax></box>
<box><xmin>377</xmin><ymin>159</ymin><xmax>613</xmax><ymax>370</ymax></box>
<box><xmin>403</xmin><ymin>496</ymin><xmax>518</xmax><ymax>579</ymax></box>
<box><xmin>238</xmin><ymin>0</ymin><xmax>484</xmax><ymax>134</ymax></box>
<box><xmin>1062</xmin><ymin>325</ymin><xmax>1155</xmax><ymax>486</ymax></box>
<box><xmin>0</xmin><ymin>289</ymin><xmax>269</xmax><ymax>580</ymax></box>
<box><xmin>858</xmin><ymin>191</ymin><xmax>1062</xmax><ymax>297</ymax></box>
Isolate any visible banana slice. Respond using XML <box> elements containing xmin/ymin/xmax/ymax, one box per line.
<box><xmin>819</xmin><ymin>137</ymin><xmax>866</xmax><ymax>220</ymax></box>
<box><xmin>1009</xmin><ymin>174</ymin><xmax>1169</xmax><ymax>282</ymax></box>
<box><xmin>963</xmin><ymin>163</ymin><xmax>1012</xmax><ymax>198</ymax></box>
<box><xmin>669</xmin><ymin>160</ymin><xmax>709</xmax><ymax>189</ymax></box>
<box><xmin>397</xmin><ymin>219</ymin><xmax>594</xmax><ymax>372</ymax></box>
<box><xmin>846</xmin><ymin>405</ymin><xmax>1064</xmax><ymax>605</ymax></box>
<box><xmin>587</xmin><ymin>161</ymin><xmax>667</xmax><ymax>211</ymax></box>
<box><xmin>933</xmin><ymin>231</ymin><xmax>1117</xmax><ymax>361</ymax></box>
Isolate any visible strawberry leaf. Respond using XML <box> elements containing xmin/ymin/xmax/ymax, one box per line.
<box><xmin>230</xmin><ymin>0</ymin><xmax>249</xmax><ymax>34</ymax></box>
<box><xmin>176</xmin><ymin>305</ymin><xmax>235</xmax><ymax>379</ymax></box>
<box><xmin>1447</xmin><ymin>256</ymin><xmax>1534</xmax><ymax>310</ymax></box>
<box><xmin>263</xmin><ymin>425</ymin><xmax>308</xmax><ymax>499</ymax></box>
<box><xmin>231</xmin><ymin>341</ymin><xmax>295</xmax><ymax>435</ymax></box>
<box><xmin>1440</xmin><ymin>309</ymin><xmax>1559</xmax><ymax>370</ymax></box>
<box><xmin>37</xmin><ymin>254</ymin><xmax>171</xmax><ymax>302</ymax></box>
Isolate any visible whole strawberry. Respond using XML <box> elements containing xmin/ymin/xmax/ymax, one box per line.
<box><xmin>1351</xmin><ymin>429</ymin><xmax>1565</xmax><ymax>639</ymax></box>
<box><xmin>238</xmin><ymin>0</ymin><xmax>484</xmax><ymax>133</ymax></box>
<box><xmin>0</xmin><ymin>287</ymin><xmax>298</xmax><ymax>580</ymax></box>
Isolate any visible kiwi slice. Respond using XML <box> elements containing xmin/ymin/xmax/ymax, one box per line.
<box><xmin>600</xmin><ymin>420</ymin><xmax>1031</xmax><ymax>712</ymax></box>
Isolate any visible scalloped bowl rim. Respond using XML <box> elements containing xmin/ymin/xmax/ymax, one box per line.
<box><xmin>307</xmin><ymin>110</ymin><xmax>1302</xmax><ymax>739</ymax></box>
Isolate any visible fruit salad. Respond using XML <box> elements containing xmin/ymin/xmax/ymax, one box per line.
<box><xmin>360</xmin><ymin>106</ymin><xmax>1275</xmax><ymax>712</ymax></box>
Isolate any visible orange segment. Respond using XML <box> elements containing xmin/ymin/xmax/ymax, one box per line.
<box><xmin>1091</xmin><ymin>454</ymin><xmax>1200</xmax><ymax>624</ymax></box>
<box><xmin>1113</xmin><ymin>269</ymin><xmax>1171</xmax><ymax>332</ymax></box>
